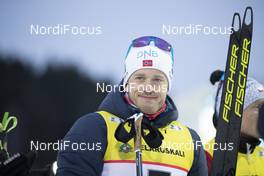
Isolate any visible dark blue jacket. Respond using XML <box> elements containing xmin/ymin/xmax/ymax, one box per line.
<box><xmin>56</xmin><ymin>87</ymin><xmax>208</xmax><ymax>176</ymax></box>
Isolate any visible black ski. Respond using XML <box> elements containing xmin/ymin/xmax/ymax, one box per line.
<box><xmin>211</xmin><ymin>7</ymin><xmax>253</xmax><ymax>176</ymax></box>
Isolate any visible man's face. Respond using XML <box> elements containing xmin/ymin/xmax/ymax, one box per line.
<box><xmin>126</xmin><ymin>68</ymin><xmax>168</xmax><ymax>114</ymax></box>
<box><xmin>241</xmin><ymin>98</ymin><xmax>264</xmax><ymax>138</ymax></box>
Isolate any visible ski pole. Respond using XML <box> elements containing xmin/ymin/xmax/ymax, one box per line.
<box><xmin>134</xmin><ymin>113</ymin><xmax>143</xmax><ymax>176</ymax></box>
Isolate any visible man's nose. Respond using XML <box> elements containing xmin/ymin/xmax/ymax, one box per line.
<box><xmin>143</xmin><ymin>79</ymin><xmax>154</xmax><ymax>93</ymax></box>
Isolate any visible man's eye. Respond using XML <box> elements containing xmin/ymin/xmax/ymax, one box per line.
<box><xmin>135</xmin><ymin>76</ymin><xmax>144</xmax><ymax>80</ymax></box>
<box><xmin>153</xmin><ymin>78</ymin><xmax>162</xmax><ymax>82</ymax></box>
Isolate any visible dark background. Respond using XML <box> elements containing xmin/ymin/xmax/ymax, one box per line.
<box><xmin>0</xmin><ymin>54</ymin><xmax>109</xmax><ymax>168</ymax></box>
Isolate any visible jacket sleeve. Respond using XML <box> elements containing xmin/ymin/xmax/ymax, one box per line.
<box><xmin>187</xmin><ymin>128</ymin><xmax>208</xmax><ymax>176</ymax></box>
<box><xmin>56</xmin><ymin>112</ymin><xmax>107</xmax><ymax>176</ymax></box>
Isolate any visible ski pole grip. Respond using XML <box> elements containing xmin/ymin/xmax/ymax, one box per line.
<box><xmin>134</xmin><ymin>113</ymin><xmax>143</xmax><ymax>151</ymax></box>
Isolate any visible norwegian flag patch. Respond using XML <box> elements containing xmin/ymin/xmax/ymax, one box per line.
<box><xmin>142</xmin><ymin>60</ymin><xmax>153</xmax><ymax>67</ymax></box>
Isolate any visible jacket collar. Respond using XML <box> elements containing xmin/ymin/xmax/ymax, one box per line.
<box><xmin>98</xmin><ymin>83</ymin><xmax>178</xmax><ymax>128</ymax></box>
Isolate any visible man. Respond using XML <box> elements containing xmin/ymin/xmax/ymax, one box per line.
<box><xmin>206</xmin><ymin>70</ymin><xmax>264</xmax><ymax>175</ymax></box>
<box><xmin>56</xmin><ymin>36</ymin><xmax>208</xmax><ymax>176</ymax></box>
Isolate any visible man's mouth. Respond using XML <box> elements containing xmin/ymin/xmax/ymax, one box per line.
<box><xmin>138</xmin><ymin>95</ymin><xmax>158</xmax><ymax>100</ymax></box>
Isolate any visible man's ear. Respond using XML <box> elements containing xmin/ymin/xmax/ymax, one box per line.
<box><xmin>124</xmin><ymin>82</ymin><xmax>129</xmax><ymax>92</ymax></box>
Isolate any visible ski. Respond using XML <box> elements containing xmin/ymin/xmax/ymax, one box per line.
<box><xmin>211</xmin><ymin>7</ymin><xmax>253</xmax><ymax>176</ymax></box>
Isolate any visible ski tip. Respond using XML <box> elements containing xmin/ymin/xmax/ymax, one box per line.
<box><xmin>232</xmin><ymin>13</ymin><xmax>241</xmax><ymax>32</ymax></box>
<box><xmin>243</xmin><ymin>7</ymin><xmax>253</xmax><ymax>26</ymax></box>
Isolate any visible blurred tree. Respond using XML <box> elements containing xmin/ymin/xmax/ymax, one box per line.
<box><xmin>0</xmin><ymin>54</ymin><xmax>109</xmax><ymax>168</ymax></box>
